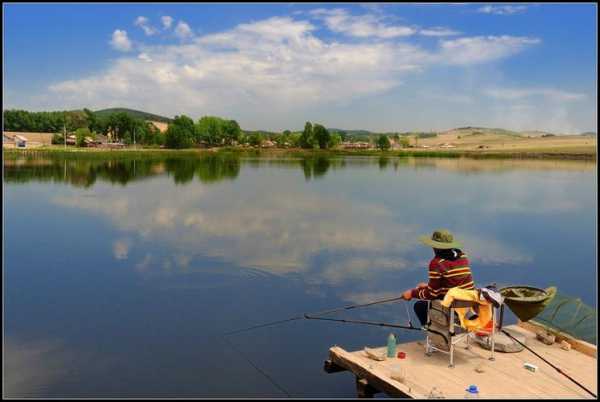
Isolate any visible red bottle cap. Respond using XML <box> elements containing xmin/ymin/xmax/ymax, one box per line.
<box><xmin>397</xmin><ymin>351</ymin><xmax>406</xmax><ymax>359</ymax></box>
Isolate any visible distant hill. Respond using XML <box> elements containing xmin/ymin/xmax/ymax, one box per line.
<box><xmin>328</xmin><ymin>128</ymin><xmax>374</xmax><ymax>136</ymax></box>
<box><xmin>94</xmin><ymin>108</ymin><xmax>173</xmax><ymax>123</ymax></box>
<box><xmin>442</xmin><ymin>127</ymin><xmax>523</xmax><ymax>137</ymax></box>
<box><xmin>579</xmin><ymin>132</ymin><xmax>597</xmax><ymax>136</ymax></box>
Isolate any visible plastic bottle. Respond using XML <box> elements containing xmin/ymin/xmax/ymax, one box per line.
<box><xmin>387</xmin><ymin>333</ymin><xmax>397</xmax><ymax>358</ymax></box>
<box><xmin>465</xmin><ymin>385</ymin><xmax>479</xmax><ymax>399</ymax></box>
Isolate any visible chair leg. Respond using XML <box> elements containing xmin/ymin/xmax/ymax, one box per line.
<box><xmin>449</xmin><ymin>343</ymin><xmax>454</xmax><ymax>368</ymax></box>
<box><xmin>425</xmin><ymin>336</ymin><xmax>432</xmax><ymax>356</ymax></box>
<box><xmin>489</xmin><ymin>308</ymin><xmax>496</xmax><ymax>361</ymax></box>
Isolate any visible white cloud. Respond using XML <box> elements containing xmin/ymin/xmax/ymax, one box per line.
<box><xmin>438</xmin><ymin>35</ymin><xmax>540</xmax><ymax>65</ymax></box>
<box><xmin>174</xmin><ymin>21</ymin><xmax>193</xmax><ymax>39</ymax></box>
<box><xmin>134</xmin><ymin>16</ymin><xmax>158</xmax><ymax>36</ymax></box>
<box><xmin>49</xmin><ymin>14</ymin><xmax>543</xmax><ymax>128</ymax></box>
<box><xmin>310</xmin><ymin>8</ymin><xmax>416</xmax><ymax>38</ymax></box>
<box><xmin>484</xmin><ymin>87</ymin><xmax>586</xmax><ymax>102</ymax></box>
<box><xmin>161</xmin><ymin>15</ymin><xmax>173</xmax><ymax>29</ymax></box>
<box><xmin>138</xmin><ymin>52</ymin><xmax>152</xmax><ymax>62</ymax></box>
<box><xmin>109</xmin><ymin>29</ymin><xmax>132</xmax><ymax>52</ymax></box>
<box><xmin>477</xmin><ymin>5</ymin><xmax>527</xmax><ymax>15</ymax></box>
<box><xmin>420</xmin><ymin>27</ymin><xmax>461</xmax><ymax>37</ymax></box>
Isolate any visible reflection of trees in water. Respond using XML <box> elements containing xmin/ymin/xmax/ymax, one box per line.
<box><xmin>4</xmin><ymin>154</ymin><xmax>380</xmax><ymax>187</ymax></box>
<box><xmin>8</xmin><ymin>154</ymin><xmax>590</xmax><ymax>188</ymax></box>
<box><xmin>301</xmin><ymin>155</ymin><xmax>331</xmax><ymax>180</ymax></box>
<box><xmin>165</xmin><ymin>154</ymin><xmax>241</xmax><ymax>185</ymax></box>
<box><xmin>378</xmin><ymin>157</ymin><xmax>389</xmax><ymax>170</ymax></box>
<box><xmin>4</xmin><ymin>154</ymin><xmax>241</xmax><ymax>187</ymax></box>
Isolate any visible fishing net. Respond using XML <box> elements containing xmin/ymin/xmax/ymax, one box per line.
<box><xmin>532</xmin><ymin>292</ymin><xmax>597</xmax><ymax>345</ymax></box>
<box><xmin>500</xmin><ymin>286</ymin><xmax>557</xmax><ymax>322</ymax></box>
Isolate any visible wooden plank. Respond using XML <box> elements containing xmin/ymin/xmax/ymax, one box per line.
<box><xmin>327</xmin><ymin>324</ymin><xmax>596</xmax><ymax>399</ymax></box>
<box><xmin>323</xmin><ymin>359</ymin><xmax>346</xmax><ymax>374</ymax></box>
<box><xmin>355</xmin><ymin>377</ymin><xmax>378</xmax><ymax>398</ymax></box>
<box><xmin>328</xmin><ymin>346</ymin><xmax>418</xmax><ymax>398</ymax></box>
<box><xmin>518</xmin><ymin>320</ymin><xmax>597</xmax><ymax>359</ymax></box>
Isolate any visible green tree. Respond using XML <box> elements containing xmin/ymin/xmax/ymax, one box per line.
<box><xmin>51</xmin><ymin>133</ymin><xmax>65</xmax><ymax>145</ymax></box>
<box><xmin>75</xmin><ymin>127</ymin><xmax>92</xmax><ymax>147</ymax></box>
<box><xmin>165</xmin><ymin>115</ymin><xmax>195</xmax><ymax>149</ymax></box>
<box><xmin>328</xmin><ymin>132</ymin><xmax>342</xmax><ymax>148</ymax></box>
<box><xmin>288</xmin><ymin>132</ymin><xmax>301</xmax><ymax>148</ymax></box>
<box><xmin>195</xmin><ymin>116</ymin><xmax>224</xmax><ymax>146</ymax></box>
<box><xmin>247</xmin><ymin>132</ymin><xmax>265</xmax><ymax>147</ymax></box>
<box><xmin>299</xmin><ymin>122</ymin><xmax>314</xmax><ymax>149</ymax></box>
<box><xmin>399</xmin><ymin>136</ymin><xmax>410</xmax><ymax>148</ymax></box>
<box><xmin>222</xmin><ymin>120</ymin><xmax>241</xmax><ymax>145</ymax></box>
<box><xmin>376</xmin><ymin>134</ymin><xmax>391</xmax><ymax>151</ymax></box>
<box><xmin>313</xmin><ymin>124</ymin><xmax>331</xmax><ymax>149</ymax></box>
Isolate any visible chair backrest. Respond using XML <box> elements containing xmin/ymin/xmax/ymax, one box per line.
<box><xmin>429</xmin><ymin>299</ymin><xmax>481</xmax><ymax>329</ymax></box>
<box><xmin>451</xmin><ymin>300</ymin><xmax>480</xmax><ymax>309</ymax></box>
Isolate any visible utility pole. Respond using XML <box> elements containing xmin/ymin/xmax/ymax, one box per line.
<box><xmin>63</xmin><ymin>123</ymin><xmax>67</xmax><ymax>150</ymax></box>
<box><xmin>133</xmin><ymin>127</ymin><xmax>136</xmax><ymax>149</ymax></box>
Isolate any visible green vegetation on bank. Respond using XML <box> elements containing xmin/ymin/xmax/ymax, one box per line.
<box><xmin>3</xmin><ymin>108</ymin><xmax>596</xmax><ymax>158</ymax></box>
<box><xmin>4</xmin><ymin>145</ymin><xmax>596</xmax><ymax>161</ymax></box>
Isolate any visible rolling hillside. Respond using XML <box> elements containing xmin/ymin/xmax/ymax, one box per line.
<box><xmin>94</xmin><ymin>108</ymin><xmax>173</xmax><ymax>123</ymax></box>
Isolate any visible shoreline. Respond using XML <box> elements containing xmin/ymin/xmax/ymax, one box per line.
<box><xmin>3</xmin><ymin>145</ymin><xmax>597</xmax><ymax>161</ymax></box>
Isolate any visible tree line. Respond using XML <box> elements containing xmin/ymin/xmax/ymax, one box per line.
<box><xmin>4</xmin><ymin>108</ymin><xmax>435</xmax><ymax>150</ymax></box>
<box><xmin>4</xmin><ymin>109</ymin><xmax>164</xmax><ymax>146</ymax></box>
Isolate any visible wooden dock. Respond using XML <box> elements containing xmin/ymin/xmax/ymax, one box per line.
<box><xmin>324</xmin><ymin>322</ymin><xmax>597</xmax><ymax>398</ymax></box>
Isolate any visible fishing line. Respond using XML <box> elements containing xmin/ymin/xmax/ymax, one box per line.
<box><xmin>218</xmin><ymin>334</ymin><xmax>293</xmax><ymax>397</ymax></box>
<box><xmin>223</xmin><ymin>295</ymin><xmax>405</xmax><ymax>336</ymax></box>
<box><xmin>219</xmin><ymin>296</ymin><xmax>411</xmax><ymax>397</ymax></box>
<box><xmin>501</xmin><ymin>329</ymin><xmax>596</xmax><ymax>398</ymax></box>
<box><xmin>223</xmin><ymin>315</ymin><xmax>305</xmax><ymax>336</ymax></box>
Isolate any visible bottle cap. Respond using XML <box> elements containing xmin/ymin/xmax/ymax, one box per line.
<box><xmin>467</xmin><ymin>385</ymin><xmax>478</xmax><ymax>393</ymax></box>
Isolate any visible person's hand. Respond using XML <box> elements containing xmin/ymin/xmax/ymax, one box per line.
<box><xmin>417</xmin><ymin>282</ymin><xmax>427</xmax><ymax>289</ymax></box>
<box><xmin>402</xmin><ymin>289</ymin><xmax>413</xmax><ymax>301</ymax></box>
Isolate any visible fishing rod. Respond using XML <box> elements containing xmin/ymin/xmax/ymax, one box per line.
<box><xmin>501</xmin><ymin>329</ymin><xmax>596</xmax><ymax>398</ymax></box>
<box><xmin>304</xmin><ymin>314</ymin><xmax>449</xmax><ymax>344</ymax></box>
<box><xmin>224</xmin><ymin>294</ymin><xmax>406</xmax><ymax>336</ymax></box>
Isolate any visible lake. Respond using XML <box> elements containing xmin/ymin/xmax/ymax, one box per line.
<box><xmin>4</xmin><ymin>153</ymin><xmax>597</xmax><ymax>397</ymax></box>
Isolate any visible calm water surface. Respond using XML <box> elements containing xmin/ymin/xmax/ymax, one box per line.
<box><xmin>4</xmin><ymin>154</ymin><xmax>597</xmax><ymax>397</ymax></box>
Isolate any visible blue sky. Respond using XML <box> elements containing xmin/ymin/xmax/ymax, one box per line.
<box><xmin>3</xmin><ymin>3</ymin><xmax>597</xmax><ymax>133</ymax></box>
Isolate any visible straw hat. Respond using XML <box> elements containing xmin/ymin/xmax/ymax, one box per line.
<box><xmin>419</xmin><ymin>229</ymin><xmax>462</xmax><ymax>249</ymax></box>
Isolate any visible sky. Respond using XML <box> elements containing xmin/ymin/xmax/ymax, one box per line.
<box><xmin>3</xmin><ymin>3</ymin><xmax>597</xmax><ymax>133</ymax></box>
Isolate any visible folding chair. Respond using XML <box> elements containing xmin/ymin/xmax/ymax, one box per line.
<box><xmin>424</xmin><ymin>298</ymin><xmax>497</xmax><ymax>368</ymax></box>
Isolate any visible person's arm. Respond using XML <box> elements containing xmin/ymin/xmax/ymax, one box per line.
<box><xmin>411</xmin><ymin>260</ymin><xmax>443</xmax><ymax>300</ymax></box>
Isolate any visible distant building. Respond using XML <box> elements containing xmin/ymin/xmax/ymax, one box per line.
<box><xmin>342</xmin><ymin>141</ymin><xmax>372</xmax><ymax>149</ymax></box>
<box><xmin>15</xmin><ymin>134</ymin><xmax>28</xmax><ymax>148</ymax></box>
<box><xmin>3</xmin><ymin>131</ymin><xmax>54</xmax><ymax>148</ymax></box>
<box><xmin>3</xmin><ymin>133</ymin><xmax>16</xmax><ymax>147</ymax></box>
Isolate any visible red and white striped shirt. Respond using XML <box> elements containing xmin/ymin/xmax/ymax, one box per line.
<box><xmin>411</xmin><ymin>253</ymin><xmax>475</xmax><ymax>300</ymax></box>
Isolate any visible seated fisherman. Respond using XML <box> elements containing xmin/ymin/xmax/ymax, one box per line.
<box><xmin>401</xmin><ymin>229</ymin><xmax>475</xmax><ymax>326</ymax></box>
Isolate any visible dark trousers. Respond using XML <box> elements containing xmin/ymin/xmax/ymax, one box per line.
<box><xmin>413</xmin><ymin>300</ymin><xmax>429</xmax><ymax>326</ymax></box>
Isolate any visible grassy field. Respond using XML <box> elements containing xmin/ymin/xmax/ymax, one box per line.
<box><xmin>415</xmin><ymin>129</ymin><xmax>596</xmax><ymax>156</ymax></box>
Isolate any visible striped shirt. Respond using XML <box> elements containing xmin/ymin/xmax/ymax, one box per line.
<box><xmin>411</xmin><ymin>253</ymin><xmax>475</xmax><ymax>300</ymax></box>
